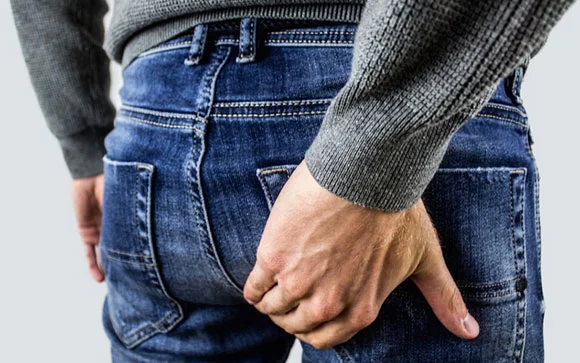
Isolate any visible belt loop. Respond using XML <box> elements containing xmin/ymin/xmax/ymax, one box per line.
<box><xmin>510</xmin><ymin>65</ymin><xmax>525</xmax><ymax>105</ymax></box>
<box><xmin>236</xmin><ymin>17</ymin><xmax>257</xmax><ymax>64</ymax></box>
<box><xmin>184</xmin><ymin>23</ymin><xmax>209</xmax><ymax>66</ymax></box>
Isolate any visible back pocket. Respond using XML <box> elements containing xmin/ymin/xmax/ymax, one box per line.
<box><xmin>257</xmin><ymin>164</ymin><xmax>529</xmax><ymax>361</ymax></box>
<box><xmin>99</xmin><ymin>155</ymin><xmax>183</xmax><ymax>349</ymax></box>
<box><xmin>256</xmin><ymin>164</ymin><xmax>299</xmax><ymax>211</ymax></box>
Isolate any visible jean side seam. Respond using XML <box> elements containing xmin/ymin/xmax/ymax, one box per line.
<box><xmin>510</xmin><ymin>171</ymin><xmax>528</xmax><ymax>362</ymax></box>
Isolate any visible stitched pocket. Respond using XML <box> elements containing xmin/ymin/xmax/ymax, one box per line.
<box><xmin>257</xmin><ymin>164</ymin><xmax>529</xmax><ymax>362</ymax></box>
<box><xmin>256</xmin><ymin>164</ymin><xmax>299</xmax><ymax>211</ymax></box>
<box><xmin>99</xmin><ymin>155</ymin><xmax>183</xmax><ymax>349</ymax></box>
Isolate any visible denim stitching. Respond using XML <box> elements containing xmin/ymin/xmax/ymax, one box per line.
<box><xmin>269</xmin><ymin>30</ymin><xmax>355</xmax><ymax>35</ymax></box>
<box><xmin>257</xmin><ymin>172</ymin><xmax>275</xmax><ymax>210</ymax></box>
<box><xmin>265</xmin><ymin>39</ymin><xmax>354</xmax><ymax>44</ymax></box>
<box><xmin>456</xmin><ymin>277</ymin><xmax>519</xmax><ymax>289</ymax></box>
<box><xmin>185</xmin><ymin>47</ymin><xmax>245</xmax><ymax>294</ymax></box>
<box><xmin>108</xmin><ymin>164</ymin><xmax>184</xmax><ymax>348</ymax></box>
<box><xmin>333</xmin><ymin>345</ymin><xmax>354</xmax><ymax>363</ymax></box>
<box><xmin>475</xmin><ymin>113</ymin><xmax>528</xmax><ymax>128</ymax></box>
<box><xmin>236</xmin><ymin>18</ymin><xmax>254</xmax><ymax>60</ymax></box>
<box><xmin>121</xmin><ymin>105</ymin><xmax>205</xmax><ymax>121</ymax></box>
<box><xmin>117</xmin><ymin>116</ymin><xmax>204</xmax><ymax>134</ymax></box>
<box><xmin>188</xmin><ymin>127</ymin><xmax>244</xmax><ymax>294</ymax></box>
<box><xmin>104</xmin><ymin>253</ymin><xmax>156</xmax><ymax>267</ymax></box>
<box><xmin>212</xmin><ymin>110</ymin><xmax>327</xmax><ymax>118</ymax></box>
<box><xmin>485</xmin><ymin>102</ymin><xmax>528</xmax><ymax>117</ymax></box>
<box><xmin>104</xmin><ymin>247</ymin><xmax>153</xmax><ymax>259</ymax></box>
<box><xmin>533</xmin><ymin>165</ymin><xmax>545</xmax><ymax>315</ymax></box>
<box><xmin>139</xmin><ymin>164</ymin><xmax>184</xmax><ymax>347</ymax></box>
<box><xmin>197</xmin><ymin>47</ymin><xmax>230</xmax><ymax>118</ymax></box>
<box><xmin>140</xmin><ymin>38</ymin><xmax>354</xmax><ymax>57</ymax></box>
<box><xmin>138</xmin><ymin>42</ymin><xmax>192</xmax><ymax>57</ymax></box>
<box><xmin>216</xmin><ymin>39</ymin><xmax>355</xmax><ymax>45</ymax></box>
<box><xmin>213</xmin><ymin>98</ymin><xmax>332</xmax><ymax>108</ymax></box>
<box><xmin>460</xmin><ymin>289</ymin><xmax>518</xmax><ymax>299</ymax></box>
<box><xmin>121</xmin><ymin>310</ymin><xmax>182</xmax><ymax>341</ymax></box>
<box><xmin>509</xmin><ymin>171</ymin><xmax>527</xmax><ymax>362</ymax></box>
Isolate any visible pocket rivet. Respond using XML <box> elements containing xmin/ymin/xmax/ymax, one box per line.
<box><xmin>515</xmin><ymin>277</ymin><xmax>527</xmax><ymax>293</ymax></box>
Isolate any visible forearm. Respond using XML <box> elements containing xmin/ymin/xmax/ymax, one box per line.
<box><xmin>305</xmin><ymin>0</ymin><xmax>574</xmax><ymax>212</ymax></box>
<box><xmin>10</xmin><ymin>0</ymin><xmax>115</xmax><ymax>178</ymax></box>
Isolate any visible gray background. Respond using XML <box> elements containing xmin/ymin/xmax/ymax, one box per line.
<box><xmin>1</xmin><ymin>2</ymin><xmax>578</xmax><ymax>362</ymax></box>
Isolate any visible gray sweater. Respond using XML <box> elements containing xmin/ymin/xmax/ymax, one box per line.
<box><xmin>10</xmin><ymin>0</ymin><xmax>574</xmax><ymax>212</ymax></box>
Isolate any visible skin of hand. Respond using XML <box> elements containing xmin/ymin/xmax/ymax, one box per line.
<box><xmin>71</xmin><ymin>173</ymin><xmax>105</xmax><ymax>283</ymax></box>
<box><xmin>244</xmin><ymin>159</ymin><xmax>480</xmax><ymax>350</ymax></box>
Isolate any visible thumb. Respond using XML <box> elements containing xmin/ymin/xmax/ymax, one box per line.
<box><xmin>411</xmin><ymin>247</ymin><xmax>480</xmax><ymax>340</ymax></box>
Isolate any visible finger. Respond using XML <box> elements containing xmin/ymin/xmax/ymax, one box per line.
<box><xmin>84</xmin><ymin>243</ymin><xmax>105</xmax><ymax>282</ymax></box>
<box><xmin>269</xmin><ymin>297</ymin><xmax>345</xmax><ymax>335</ymax></box>
<box><xmin>79</xmin><ymin>222</ymin><xmax>104</xmax><ymax>283</ymax></box>
<box><xmin>253</xmin><ymin>284</ymin><xmax>300</xmax><ymax>315</ymax></box>
<box><xmin>244</xmin><ymin>262</ymin><xmax>277</xmax><ymax>305</ymax></box>
<box><xmin>412</xmin><ymin>249</ymin><xmax>479</xmax><ymax>340</ymax></box>
<box><xmin>294</xmin><ymin>306</ymin><xmax>365</xmax><ymax>350</ymax></box>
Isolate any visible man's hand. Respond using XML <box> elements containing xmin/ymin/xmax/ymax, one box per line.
<box><xmin>244</xmin><ymin>160</ymin><xmax>479</xmax><ymax>349</ymax></box>
<box><xmin>72</xmin><ymin>173</ymin><xmax>105</xmax><ymax>283</ymax></box>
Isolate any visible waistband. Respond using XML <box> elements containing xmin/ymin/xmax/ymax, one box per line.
<box><xmin>135</xmin><ymin>17</ymin><xmax>358</xmax><ymax>66</ymax></box>
<box><xmin>133</xmin><ymin>16</ymin><xmax>529</xmax><ymax>113</ymax></box>
<box><xmin>119</xmin><ymin>4</ymin><xmax>364</xmax><ymax>68</ymax></box>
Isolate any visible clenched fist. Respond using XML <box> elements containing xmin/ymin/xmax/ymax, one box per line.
<box><xmin>244</xmin><ymin>159</ymin><xmax>479</xmax><ymax>349</ymax></box>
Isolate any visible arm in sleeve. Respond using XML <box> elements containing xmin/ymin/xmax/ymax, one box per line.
<box><xmin>10</xmin><ymin>0</ymin><xmax>115</xmax><ymax>179</ymax></box>
<box><xmin>304</xmin><ymin>0</ymin><xmax>574</xmax><ymax>212</ymax></box>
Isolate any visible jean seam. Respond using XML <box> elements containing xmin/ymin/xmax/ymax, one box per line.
<box><xmin>138</xmin><ymin>36</ymin><xmax>355</xmax><ymax>58</ymax></box>
<box><xmin>473</xmin><ymin>113</ymin><xmax>528</xmax><ymax>128</ymax></box>
<box><xmin>185</xmin><ymin>46</ymin><xmax>245</xmax><ymax>295</ymax></box>
<box><xmin>510</xmin><ymin>170</ymin><xmax>527</xmax><ymax>362</ymax></box>
<box><xmin>212</xmin><ymin>110</ymin><xmax>327</xmax><ymax>118</ymax></box>
<box><xmin>116</xmin><ymin>115</ymin><xmax>204</xmax><ymax>134</ymax></box>
<box><xmin>121</xmin><ymin>104</ymin><xmax>206</xmax><ymax>122</ymax></box>
<box><xmin>213</xmin><ymin>98</ymin><xmax>332</xmax><ymax>108</ymax></box>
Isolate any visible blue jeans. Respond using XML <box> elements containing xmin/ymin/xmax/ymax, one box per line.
<box><xmin>100</xmin><ymin>18</ymin><xmax>544</xmax><ymax>362</ymax></box>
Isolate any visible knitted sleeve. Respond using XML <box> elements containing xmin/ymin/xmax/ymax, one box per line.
<box><xmin>304</xmin><ymin>0</ymin><xmax>574</xmax><ymax>212</ymax></box>
<box><xmin>10</xmin><ymin>0</ymin><xmax>115</xmax><ymax>178</ymax></box>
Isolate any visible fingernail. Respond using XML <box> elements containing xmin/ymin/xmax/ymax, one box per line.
<box><xmin>245</xmin><ymin>298</ymin><xmax>256</xmax><ymax>305</ymax></box>
<box><xmin>461</xmin><ymin>312</ymin><xmax>480</xmax><ymax>337</ymax></box>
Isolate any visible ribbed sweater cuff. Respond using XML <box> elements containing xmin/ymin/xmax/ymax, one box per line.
<box><xmin>57</xmin><ymin>126</ymin><xmax>113</xmax><ymax>179</ymax></box>
<box><xmin>304</xmin><ymin>101</ymin><xmax>469</xmax><ymax>213</ymax></box>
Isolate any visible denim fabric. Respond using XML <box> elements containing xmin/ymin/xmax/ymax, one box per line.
<box><xmin>100</xmin><ymin>18</ymin><xmax>544</xmax><ymax>362</ymax></box>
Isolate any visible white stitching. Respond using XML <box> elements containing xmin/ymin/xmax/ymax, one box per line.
<box><xmin>143</xmin><ymin>38</ymin><xmax>354</xmax><ymax>56</ymax></box>
<box><xmin>138</xmin><ymin>42</ymin><xmax>192</xmax><ymax>57</ymax></box>
<box><xmin>268</xmin><ymin>30</ymin><xmax>355</xmax><ymax>35</ymax></box>
<box><xmin>485</xmin><ymin>103</ymin><xmax>528</xmax><ymax>117</ymax></box>
<box><xmin>265</xmin><ymin>39</ymin><xmax>354</xmax><ymax>44</ymax></box>
<box><xmin>475</xmin><ymin>113</ymin><xmax>528</xmax><ymax>128</ymax></box>
<box><xmin>121</xmin><ymin>105</ymin><xmax>204</xmax><ymax>121</ymax></box>
<box><xmin>215</xmin><ymin>39</ymin><xmax>354</xmax><ymax>45</ymax></box>
<box><xmin>117</xmin><ymin>115</ymin><xmax>204</xmax><ymax>133</ymax></box>
<box><xmin>212</xmin><ymin>110</ymin><xmax>327</xmax><ymax>118</ymax></box>
<box><xmin>213</xmin><ymin>99</ymin><xmax>332</xmax><ymax>108</ymax></box>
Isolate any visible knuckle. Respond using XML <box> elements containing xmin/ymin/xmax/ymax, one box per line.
<box><xmin>350</xmin><ymin>301</ymin><xmax>379</xmax><ymax>330</ymax></box>
<box><xmin>280</xmin><ymin>275</ymin><xmax>308</xmax><ymax>300</ymax></box>
<box><xmin>312</xmin><ymin>299</ymin><xmax>344</xmax><ymax>323</ymax></box>
<box><xmin>257</xmin><ymin>250</ymin><xmax>285</xmax><ymax>273</ymax></box>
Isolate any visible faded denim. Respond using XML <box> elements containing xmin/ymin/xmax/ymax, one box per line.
<box><xmin>99</xmin><ymin>18</ymin><xmax>544</xmax><ymax>362</ymax></box>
